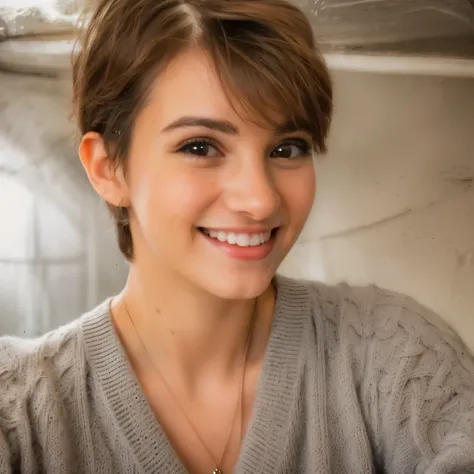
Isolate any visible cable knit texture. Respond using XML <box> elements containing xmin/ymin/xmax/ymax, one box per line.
<box><xmin>1</xmin><ymin>276</ymin><xmax>474</xmax><ymax>473</ymax></box>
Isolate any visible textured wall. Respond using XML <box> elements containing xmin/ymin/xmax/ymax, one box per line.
<box><xmin>280</xmin><ymin>70</ymin><xmax>474</xmax><ymax>351</ymax></box>
<box><xmin>0</xmin><ymin>71</ymin><xmax>126</xmax><ymax>336</ymax></box>
<box><xmin>1</xmin><ymin>68</ymin><xmax>473</xmax><ymax>346</ymax></box>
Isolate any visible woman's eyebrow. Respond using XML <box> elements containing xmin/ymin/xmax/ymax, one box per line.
<box><xmin>160</xmin><ymin>115</ymin><xmax>311</xmax><ymax>137</ymax></box>
<box><xmin>160</xmin><ymin>116</ymin><xmax>239</xmax><ymax>135</ymax></box>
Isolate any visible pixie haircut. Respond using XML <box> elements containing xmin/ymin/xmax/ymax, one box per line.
<box><xmin>72</xmin><ymin>0</ymin><xmax>333</xmax><ymax>260</ymax></box>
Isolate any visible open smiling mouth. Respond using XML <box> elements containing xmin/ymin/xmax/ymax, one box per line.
<box><xmin>197</xmin><ymin>227</ymin><xmax>279</xmax><ymax>260</ymax></box>
<box><xmin>198</xmin><ymin>228</ymin><xmax>274</xmax><ymax>247</ymax></box>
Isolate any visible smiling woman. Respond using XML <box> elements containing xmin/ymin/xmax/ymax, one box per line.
<box><xmin>1</xmin><ymin>0</ymin><xmax>474</xmax><ymax>473</ymax></box>
<box><xmin>71</xmin><ymin>0</ymin><xmax>332</xmax><ymax>302</ymax></box>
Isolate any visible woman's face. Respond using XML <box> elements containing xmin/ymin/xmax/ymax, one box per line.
<box><xmin>124</xmin><ymin>48</ymin><xmax>316</xmax><ymax>299</ymax></box>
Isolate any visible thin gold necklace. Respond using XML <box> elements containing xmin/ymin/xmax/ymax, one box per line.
<box><xmin>124</xmin><ymin>300</ymin><xmax>258</xmax><ymax>474</ymax></box>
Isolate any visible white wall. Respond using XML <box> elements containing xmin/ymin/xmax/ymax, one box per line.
<box><xmin>0</xmin><ymin>71</ymin><xmax>126</xmax><ymax>335</ymax></box>
<box><xmin>280</xmin><ymin>71</ymin><xmax>474</xmax><ymax>351</ymax></box>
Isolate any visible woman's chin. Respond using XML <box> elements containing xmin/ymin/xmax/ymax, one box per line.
<box><xmin>199</xmin><ymin>269</ymin><xmax>276</xmax><ymax>301</ymax></box>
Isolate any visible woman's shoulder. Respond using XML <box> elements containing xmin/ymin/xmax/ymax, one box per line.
<box><xmin>0</xmin><ymin>300</ymin><xmax>111</xmax><ymax>407</ymax></box>
<box><xmin>0</xmin><ymin>302</ymin><xmax>113</xmax><ymax>469</ymax></box>
<box><xmin>0</xmin><ymin>317</ymin><xmax>84</xmax><ymax>403</ymax></box>
<box><xmin>284</xmin><ymin>275</ymin><xmax>474</xmax><ymax>369</ymax></box>
<box><xmin>0</xmin><ymin>318</ymin><xmax>85</xmax><ymax>465</ymax></box>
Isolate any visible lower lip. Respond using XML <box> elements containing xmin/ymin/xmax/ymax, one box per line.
<box><xmin>200</xmin><ymin>230</ymin><xmax>277</xmax><ymax>261</ymax></box>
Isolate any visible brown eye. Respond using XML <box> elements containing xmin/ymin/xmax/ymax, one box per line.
<box><xmin>270</xmin><ymin>140</ymin><xmax>310</xmax><ymax>159</ymax></box>
<box><xmin>178</xmin><ymin>139</ymin><xmax>220</xmax><ymax>158</ymax></box>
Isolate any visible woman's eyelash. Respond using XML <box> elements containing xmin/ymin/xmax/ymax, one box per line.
<box><xmin>285</xmin><ymin>138</ymin><xmax>311</xmax><ymax>152</ymax></box>
<box><xmin>271</xmin><ymin>138</ymin><xmax>312</xmax><ymax>159</ymax></box>
<box><xmin>177</xmin><ymin>138</ymin><xmax>221</xmax><ymax>157</ymax></box>
<box><xmin>179</xmin><ymin>137</ymin><xmax>215</xmax><ymax>147</ymax></box>
<box><xmin>176</xmin><ymin>137</ymin><xmax>312</xmax><ymax>159</ymax></box>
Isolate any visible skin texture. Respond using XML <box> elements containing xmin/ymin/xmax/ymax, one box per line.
<box><xmin>79</xmin><ymin>47</ymin><xmax>316</xmax><ymax>473</ymax></box>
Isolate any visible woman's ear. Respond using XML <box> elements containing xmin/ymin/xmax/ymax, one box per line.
<box><xmin>79</xmin><ymin>132</ymin><xmax>131</xmax><ymax>207</ymax></box>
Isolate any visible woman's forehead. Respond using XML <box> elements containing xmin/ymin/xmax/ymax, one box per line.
<box><xmin>142</xmin><ymin>48</ymin><xmax>307</xmax><ymax>136</ymax></box>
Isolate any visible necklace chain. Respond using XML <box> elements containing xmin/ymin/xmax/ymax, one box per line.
<box><xmin>124</xmin><ymin>300</ymin><xmax>258</xmax><ymax>474</ymax></box>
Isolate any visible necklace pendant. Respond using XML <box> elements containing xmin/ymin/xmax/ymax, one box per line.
<box><xmin>213</xmin><ymin>469</ymin><xmax>223</xmax><ymax>474</ymax></box>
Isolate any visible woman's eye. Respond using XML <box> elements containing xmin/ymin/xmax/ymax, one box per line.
<box><xmin>270</xmin><ymin>141</ymin><xmax>310</xmax><ymax>159</ymax></box>
<box><xmin>178</xmin><ymin>140</ymin><xmax>220</xmax><ymax>158</ymax></box>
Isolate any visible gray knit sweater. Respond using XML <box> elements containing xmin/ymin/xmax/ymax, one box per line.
<box><xmin>1</xmin><ymin>276</ymin><xmax>474</xmax><ymax>474</ymax></box>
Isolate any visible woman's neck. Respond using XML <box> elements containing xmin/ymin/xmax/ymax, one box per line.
<box><xmin>111</xmin><ymin>264</ymin><xmax>275</xmax><ymax>391</ymax></box>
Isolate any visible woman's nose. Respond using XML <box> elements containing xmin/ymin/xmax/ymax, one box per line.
<box><xmin>223</xmin><ymin>161</ymin><xmax>281</xmax><ymax>221</ymax></box>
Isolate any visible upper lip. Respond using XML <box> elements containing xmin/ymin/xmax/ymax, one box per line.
<box><xmin>199</xmin><ymin>225</ymin><xmax>280</xmax><ymax>233</ymax></box>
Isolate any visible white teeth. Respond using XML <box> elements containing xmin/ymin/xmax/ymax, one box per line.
<box><xmin>202</xmin><ymin>229</ymin><xmax>273</xmax><ymax>247</ymax></box>
<box><xmin>236</xmin><ymin>234</ymin><xmax>249</xmax><ymax>246</ymax></box>
<box><xmin>249</xmin><ymin>234</ymin><xmax>261</xmax><ymax>246</ymax></box>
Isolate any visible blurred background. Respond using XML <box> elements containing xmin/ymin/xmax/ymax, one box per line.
<box><xmin>1</xmin><ymin>0</ymin><xmax>473</xmax><ymax>349</ymax></box>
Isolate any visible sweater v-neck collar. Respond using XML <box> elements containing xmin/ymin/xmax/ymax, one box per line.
<box><xmin>81</xmin><ymin>275</ymin><xmax>310</xmax><ymax>473</ymax></box>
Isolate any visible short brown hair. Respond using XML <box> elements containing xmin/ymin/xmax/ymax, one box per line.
<box><xmin>72</xmin><ymin>0</ymin><xmax>333</xmax><ymax>261</ymax></box>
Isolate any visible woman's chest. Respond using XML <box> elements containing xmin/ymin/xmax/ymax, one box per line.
<box><xmin>138</xmin><ymin>363</ymin><xmax>262</xmax><ymax>474</ymax></box>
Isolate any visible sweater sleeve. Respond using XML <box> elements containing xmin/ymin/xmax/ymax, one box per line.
<box><xmin>0</xmin><ymin>337</ymin><xmax>33</xmax><ymax>473</ymax></box>
<box><xmin>0</xmin><ymin>425</ymin><xmax>13</xmax><ymax>474</ymax></box>
<box><xmin>364</xmin><ymin>292</ymin><xmax>474</xmax><ymax>473</ymax></box>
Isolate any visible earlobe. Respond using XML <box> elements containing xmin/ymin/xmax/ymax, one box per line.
<box><xmin>79</xmin><ymin>132</ymin><xmax>130</xmax><ymax>207</ymax></box>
